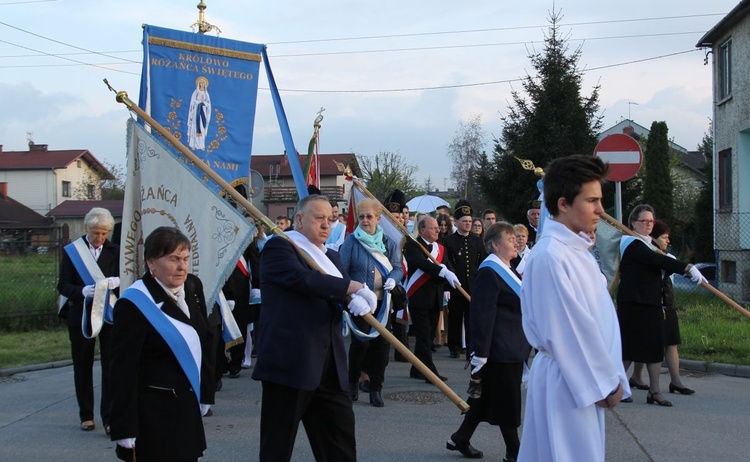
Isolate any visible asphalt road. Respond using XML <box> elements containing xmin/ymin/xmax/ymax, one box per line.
<box><xmin>1</xmin><ymin>348</ymin><xmax>748</xmax><ymax>461</ymax></box>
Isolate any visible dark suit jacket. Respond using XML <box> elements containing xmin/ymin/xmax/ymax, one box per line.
<box><xmin>109</xmin><ymin>272</ymin><xmax>211</xmax><ymax>462</ymax></box>
<box><xmin>442</xmin><ymin>231</ymin><xmax>485</xmax><ymax>294</ymax></box>
<box><xmin>404</xmin><ymin>237</ymin><xmax>453</xmax><ymax>310</ymax></box>
<box><xmin>252</xmin><ymin>236</ymin><xmax>351</xmax><ymax>391</ymax></box>
<box><xmin>57</xmin><ymin>235</ymin><xmax>120</xmax><ymax>327</ymax></box>
<box><xmin>470</xmin><ymin>266</ymin><xmax>530</xmax><ymax>363</ymax></box>
<box><xmin>617</xmin><ymin>240</ymin><xmax>687</xmax><ymax>307</ymax></box>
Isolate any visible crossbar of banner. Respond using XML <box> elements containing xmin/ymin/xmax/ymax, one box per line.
<box><xmin>107</xmin><ymin>81</ymin><xmax>469</xmax><ymax>413</ymax></box>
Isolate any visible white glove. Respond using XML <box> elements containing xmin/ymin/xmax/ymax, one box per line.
<box><xmin>227</xmin><ymin>300</ymin><xmax>236</xmax><ymax>311</ymax></box>
<box><xmin>438</xmin><ymin>266</ymin><xmax>461</xmax><ymax>289</ymax></box>
<box><xmin>348</xmin><ymin>294</ymin><xmax>370</xmax><ymax>317</ymax></box>
<box><xmin>116</xmin><ymin>438</ymin><xmax>136</xmax><ymax>449</ymax></box>
<box><xmin>383</xmin><ymin>278</ymin><xmax>396</xmax><ymax>291</ymax></box>
<box><xmin>200</xmin><ymin>404</ymin><xmax>211</xmax><ymax>416</ymax></box>
<box><xmin>250</xmin><ymin>288</ymin><xmax>261</xmax><ymax>304</ymax></box>
<box><xmin>107</xmin><ymin>276</ymin><xmax>121</xmax><ymax>290</ymax></box>
<box><xmin>443</xmin><ymin>291</ymin><xmax>451</xmax><ymax>303</ymax></box>
<box><xmin>357</xmin><ymin>286</ymin><xmax>378</xmax><ymax>313</ymax></box>
<box><xmin>470</xmin><ymin>354</ymin><xmax>487</xmax><ymax>375</ymax></box>
<box><xmin>82</xmin><ymin>285</ymin><xmax>95</xmax><ymax>298</ymax></box>
<box><xmin>688</xmin><ymin>265</ymin><xmax>708</xmax><ymax>285</ymax></box>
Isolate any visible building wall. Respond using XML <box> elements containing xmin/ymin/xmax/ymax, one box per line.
<box><xmin>712</xmin><ymin>13</ymin><xmax>750</xmax><ymax>301</ymax></box>
<box><xmin>0</xmin><ymin>170</ymin><xmax>55</xmax><ymax>214</ymax></box>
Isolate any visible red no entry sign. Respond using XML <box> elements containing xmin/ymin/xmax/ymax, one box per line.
<box><xmin>594</xmin><ymin>134</ymin><xmax>643</xmax><ymax>182</ymax></box>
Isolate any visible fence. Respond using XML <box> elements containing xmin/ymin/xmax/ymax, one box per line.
<box><xmin>0</xmin><ymin>227</ymin><xmax>64</xmax><ymax>331</ymax></box>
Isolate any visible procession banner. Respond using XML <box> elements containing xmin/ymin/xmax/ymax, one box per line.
<box><xmin>120</xmin><ymin>118</ymin><xmax>255</xmax><ymax>311</ymax></box>
<box><xmin>139</xmin><ymin>25</ymin><xmax>262</xmax><ymax>193</ymax></box>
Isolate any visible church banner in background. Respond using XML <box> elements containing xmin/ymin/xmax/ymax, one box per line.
<box><xmin>139</xmin><ymin>25</ymin><xmax>263</xmax><ymax>192</ymax></box>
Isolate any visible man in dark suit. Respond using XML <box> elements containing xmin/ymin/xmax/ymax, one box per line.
<box><xmin>252</xmin><ymin>194</ymin><xmax>376</xmax><ymax>461</ymax></box>
<box><xmin>404</xmin><ymin>216</ymin><xmax>460</xmax><ymax>382</ymax></box>
<box><xmin>526</xmin><ymin>199</ymin><xmax>541</xmax><ymax>247</ymax></box>
<box><xmin>57</xmin><ymin>207</ymin><xmax>120</xmax><ymax>433</ymax></box>
<box><xmin>110</xmin><ymin>227</ymin><xmax>214</xmax><ymax>462</ymax></box>
<box><xmin>443</xmin><ymin>200</ymin><xmax>487</xmax><ymax>360</ymax></box>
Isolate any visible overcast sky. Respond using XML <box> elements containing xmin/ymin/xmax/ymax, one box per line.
<box><xmin>0</xmin><ymin>0</ymin><xmax>737</xmax><ymax>189</ymax></box>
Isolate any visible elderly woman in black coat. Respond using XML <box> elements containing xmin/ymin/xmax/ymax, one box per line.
<box><xmin>446</xmin><ymin>222</ymin><xmax>531</xmax><ymax>461</ymax></box>
<box><xmin>618</xmin><ymin>205</ymin><xmax>706</xmax><ymax>407</ymax></box>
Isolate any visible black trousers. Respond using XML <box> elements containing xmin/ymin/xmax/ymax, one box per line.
<box><xmin>409</xmin><ymin>304</ymin><xmax>439</xmax><ymax>376</ymax></box>
<box><xmin>448</xmin><ymin>296</ymin><xmax>470</xmax><ymax>357</ymax></box>
<box><xmin>68</xmin><ymin>323</ymin><xmax>111</xmax><ymax>424</ymax></box>
<box><xmin>227</xmin><ymin>304</ymin><xmax>251</xmax><ymax>374</ymax></box>
<box><xmin>390</xmin><ymin>312</ymin><xmax>409</xmax><ymax>361</ymax></box>
<box><xmin>259</xmin><ymin>349</ymin><xmax>356</xmax><ymax>462</ymax></box>
<box><xmin>347</xmin><ymin>335</ymin><xmax>390</xmax><ymax>391</ymax></box>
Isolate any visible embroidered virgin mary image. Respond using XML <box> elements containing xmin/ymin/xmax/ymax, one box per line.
<box><xmin>187</xmin><ymin>76</ymin><xmax>211</xmax><ymax>151</ymax></box>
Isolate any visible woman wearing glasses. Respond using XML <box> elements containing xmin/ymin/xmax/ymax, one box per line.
<box><xmin>339</xmin><ymin>198</ymin><xmax>404</xmax><ymax>407</ymax></box>
<box><xmin>617</xmin><ymin>204</ymin><xmax>706</xmax><ymax>407</ymax></box>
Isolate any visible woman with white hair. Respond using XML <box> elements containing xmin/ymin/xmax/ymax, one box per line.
<box><xmin>57</xmin><ymin>207</ymin><xmax>120</xmax><ymax>433</ymax></box>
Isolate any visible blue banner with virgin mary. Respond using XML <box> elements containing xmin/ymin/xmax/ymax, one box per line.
<box><xmin>139</xmin><ymin>25</ymin><xmax>263</xmax><ymax>192</ymax></box>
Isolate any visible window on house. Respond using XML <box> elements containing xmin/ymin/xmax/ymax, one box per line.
<box><xmin>721</xmin><ymin>260</ymin><xmax>736</xmax><ymax>283</ymax></box>
<box><xmin>87</xmin><ymin>184</ymin><xmax>95</xmax><ymax>199</ymax></box>
<box><xmin>718</xmin><ymin>148</ymin><xmax>732</xmax><ymax>211</ymax></box>
<box><xmin>62</xmin><ymin>181</ymin><xmax>71</xmax><ymax>198</ymax></box>
<box><xmin>286</xmin><ymin>207</ymin><xmax>295</xmax><ymax>219</ymax></box>
<box><xmin>719</xmin><ymin>39</ymin><xmax>732</xmax><ymax>100</ymax></box>
<box><xmin>77</xmin><ymin>160</ymin><xmax>82</xmax><ymax>168</ymax></box>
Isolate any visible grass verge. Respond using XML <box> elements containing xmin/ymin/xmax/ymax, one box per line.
<box><xmin>676</xmin><ymin>291</ymin><xmax>750</xmax><ymax>365</ymax></box>
<box><xmin>0</xmin><ymin>328</ymin><xmax>71</xmax><ymax>369</ymax></box>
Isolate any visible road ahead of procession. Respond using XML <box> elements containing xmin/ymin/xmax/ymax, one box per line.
<box><xmin>1</xmin><ymin>347</ymin><xmax>747</xmax><ymax>461</ymax></box>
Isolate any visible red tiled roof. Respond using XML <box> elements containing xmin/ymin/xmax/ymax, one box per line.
<box><xmin>0</xmin><ymin>192</ymin><xmax>51</xmax><ymax>226</ymax></box>
<box><xmin>251</xmin><ymin>153</ymin><xmax>360</xmax><ymax>177</ymax></box>
<box><xmin>47</xmin><ymin>200</ymin><xmax>123</xmax><ymax>218</ymax></box>
<box><xmin>0</xmin><ymin>145</ymin><xmax>115</xmax><ymax>179</ymax></box>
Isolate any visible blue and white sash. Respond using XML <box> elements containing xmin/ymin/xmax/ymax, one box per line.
<box><xmin>121</xmin><ymin>280</ymin><xmax>202</xmax><ymax>404</ymax></box>
<box><xmin>478</xmin><ymin>254</ymin><xmax>522</xmax><ymax>297</ymax></box>
<box><xmin>343</xmin><ymin>239</ymin><xmax>393</xmax><ymax>341</ymax></box>
<box><xmin>619</xmin><ymin>235</ymin><xmax>657</xmax><ymax>258</ymax></box>
<box><xmin>60</xmin><ymin>237</ymin><xmax>117</xmax><ymax>339</ymax></box>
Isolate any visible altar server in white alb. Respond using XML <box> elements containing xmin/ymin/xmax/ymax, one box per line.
<box><xmin>518</xmin><ymin>155</ymin><xmax>630</xmax><ymax>462</ymax></box>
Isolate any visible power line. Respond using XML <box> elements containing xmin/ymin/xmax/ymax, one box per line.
<box><xmin>266</xmin><ymin>13</ymin><xmax>726</xmax><ymax>45</ymax></box>
<box><xmin>0</xmin><ymin>39</ymin><xmax>139</xmax><ymax>75</ymax></box>
<box><xmin>270</xmin><ymin>31</ymin><xmax>706</xmax><ymax>58</ymax></box>
<box><xmin>258</xmin><ymin>49</ymin><xmax>702</xmax><ymax>93</ymax></box>
<box><xmin>0</xmin><ymin>0</ymin><xmax>57</xmax><ymax>5</ymax></box>
<box><xmin>0</xmin><ymin>20</ymin><xmax>139</xmax><ymax>63</ymax></box>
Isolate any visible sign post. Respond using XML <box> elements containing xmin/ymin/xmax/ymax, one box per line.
<box><xmin>594</xmin><ymin>134</ymin><xmax>643</xmax><ymax>222</ymax></box>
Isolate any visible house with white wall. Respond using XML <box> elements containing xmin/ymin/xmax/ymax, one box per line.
<box><xmin>697</xmin><ymin>0</ymin><xmax>750</xmax><ymax>301</ymax></box>
<box><xmin>0</xmin><ymin>143</ymin><xmax>114</xmax><ymax>216</ymax></box>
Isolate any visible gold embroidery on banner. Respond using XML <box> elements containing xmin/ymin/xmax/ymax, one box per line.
<box><xmin>148</xmin><ymin>37</ymin><xmax>262</xmax><ymax>62</ymax></box>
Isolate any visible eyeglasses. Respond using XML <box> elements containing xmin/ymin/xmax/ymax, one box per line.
<box><xmin>358</xmin><ymin>214</ymin><xmax>377</xmax><ymax>220</ymax></box>
<box><xmin>425</xmin><ymin>227</ymin><xmax>440</xmax><ymax>231</ymax></box>
<box><xmin>636</xmin><ymin>219</ymin><xmax>655</xmax><ymax>225</ymax></box>
<box><xmin>472</xmin><ymin>224</ymin><xmax>482</xmax><ymax>228</ymax></box>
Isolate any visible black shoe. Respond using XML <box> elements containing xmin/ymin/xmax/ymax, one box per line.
<box><xmin>628</xmin><ymin>377</ymin><xmax>649</xmax><ymax>390</ymax></box>
<box><xmin>621</xmin><ymin>397</ymin><xmax>633</xmax><ymax>403</ymax></box>
<box><xmin>80</xmin><ymin>421</ymin><xmax>95</xmax><ymax>432</ymax></box>
<box><xmin>359</xmin><ymin>380</ymin><xmax>370</xmax><ymax>393</ymax></box>
<box><xmin>647</xmin><ymin>392</ymin><xmax>673</xmax><ymax>407</ymax></box>
<box><xmin>349</xmin><ymin>382</ymin><xmax>359</xmax><ymax>401</ymax></box>
<box><xmin>669</xmin><ymin>383</ymin><xmax>695</xmax><ymax>395</ymax></box>
<box><xmin>426</xmin><ymin>373</ymin><xmax>447</xmax><ymax>383</ymax></box>
<box><xmin>449</xmin><ymin>351</ymin><xmax>460</xmax><ymax>359</ymax></box>
<box><xmin>446</xmin><ymin>434</ymin><xmax>484</xmax><ymax>459</ymax></box>
<box><xmin>228</xmin><ymin>370</ymin><xmax>241</xmax><ymax>379</ymax></box>
<box><xmin>409</xmin><ymin>369</ymin><xmax>426</xmax><ymax>380</ymax></box>
<box><xmin>215</xmin><ymin>379</ymin><xmax>223</xmax><ymax>392</ymax></box>
<box><xmin>369</xmin><ymin>390</ymin><xmax>384</xmax><ymax>407</ymax></box>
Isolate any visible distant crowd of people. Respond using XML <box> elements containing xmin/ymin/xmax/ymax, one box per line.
<box><xmin>58</xmin><ymin>155</ymin><xmax>707</xmax><ymax>462</ymax></box>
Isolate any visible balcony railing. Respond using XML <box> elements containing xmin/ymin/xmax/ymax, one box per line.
<box><xmin>264</xmin><ymin>185</ymin><xmax>345</xmax><ymax>202</ymax></box>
